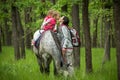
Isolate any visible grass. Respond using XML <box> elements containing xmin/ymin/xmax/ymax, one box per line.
<box><xmin>0</xmin><ymin>46</ymin><xmax>117</xmax><ymax>80</ymax></box>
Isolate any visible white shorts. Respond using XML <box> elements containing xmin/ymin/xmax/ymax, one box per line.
<box><xmin>33</xmin><ymin>30</ymin><xmax>44</xmax><ymax>41</ymax></box>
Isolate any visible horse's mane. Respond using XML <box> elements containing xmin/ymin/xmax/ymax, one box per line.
<box><xmin>50</xmin><ymin>31</ymin><xmax>62</xmax><ymax>54</ymax></box>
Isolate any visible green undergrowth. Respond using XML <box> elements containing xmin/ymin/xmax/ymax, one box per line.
<box><xmin>0</xmin><ymin>46</ymin><xmax>117</xmax><ymax>80</ymax></box>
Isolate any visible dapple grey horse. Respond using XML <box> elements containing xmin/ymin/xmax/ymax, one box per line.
<box><xmin>33</xmin><ymin>30</ymin><xmax>63</xmax><ymax>75</ymax></box>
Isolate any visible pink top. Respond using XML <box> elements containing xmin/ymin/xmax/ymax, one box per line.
<box><xmin>43</xmin><ymin>16</ymin><xmax>56</xmax><ymax>31</ymax></box>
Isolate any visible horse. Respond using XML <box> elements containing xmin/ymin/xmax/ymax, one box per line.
<box><xmin>33</xmin><ymin>30</ymin><xmax>63</xmax><ymax>75</ymax></box>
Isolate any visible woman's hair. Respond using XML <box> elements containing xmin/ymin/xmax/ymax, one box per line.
<box><xmin>63</xmin><ymin>16</ymin><xmax>69</xmax><ymax>26</ymax></box>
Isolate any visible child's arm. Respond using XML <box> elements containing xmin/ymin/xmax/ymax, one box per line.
<box><xmin>41</xmin><ymin>18</ymin><xmax>52</xmax><ymax>29</ymax></box>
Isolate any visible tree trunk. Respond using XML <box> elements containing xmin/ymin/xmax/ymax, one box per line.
<box><xmin>25</xmin><ymin>8</ymin><xmax>32</xmax><ymax>49</ymax></box>
<box><xmin>0</xmin><ymin>25</ymin><xmax>2</xmax><ymax>52</ymax></box>
<box><xmin>4</xmin><ymin>15</ymin><xmax>11</xmax><ymax>46</ymax></box>
<box><xmin>16</xmin><ymin>7</ymin><xmax>25</xmax><ymax>59</ymax></box>
<box><xmin>92</xmin><ymin>18</ymin><xmax>98</xmax><ymax>47</ymax></box>
<box><xmin>71</xmin><ymin>4</ymin><xmax>80</xmax><ymax>68</ymax></box>
<box><xmin>113</xmin><ymin>0</ymin><xmax>120</xmax><ymax>80</ymax></box>
<box><xmin>11</xmin><ymin>5</ymin><xmax>20</xmax><ymax>60</ymax></box>
<box><xmin>82</xmin><ymin>0</ymin><xmax>92</xmax><ymax>73</ymax></box>
<box><xmin>100</xmin><ymin>17</ymin><xmax>104</xmax><ymax>48</ymax></box>
<box><xmin>102</xmin><ymin>19</ymin><xmax>111</xmax><ymax>64</ymax></box>
<box><xmin>61</xmin><ymin>4</ymin><xmax>67</xmax><ymax>12</ymax></box>
<box><xmin>1</xmin><ymin>26</ymin><xmax>5</xmax><ymax>45</ymax></box>
<box><xmin>40</xmin><ymin>0</ymin><xmax>46</xmax><ymax>18</ymax></box>
<box><xmin>50</xmin><ymin>0</ymin><xmax>55</xmax><ymax>4</ymax></box>
<box><xmin>41</xmin><ymin>0</ymin><xmax>45</xmax><ymax>2</ymax></box>
<box><xmin>2</xmin><ymin>0</ymin><xmax>11</xmax><ymax>46</ymax></box>
<box><xmin>111</xmin><ymin>26</ymin><xmax>116</xmax><ymax>48</ymax></box>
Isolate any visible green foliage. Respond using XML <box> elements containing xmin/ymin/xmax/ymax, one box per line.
<box><xmin>0</xmin><ymin>1</ymin><xmax>11</xmax><ymax>23</ymax></box>
<box><xmin>0</xmin><ymin>46</ymin><xmax>117</xmax><ymax>80</ymax></box>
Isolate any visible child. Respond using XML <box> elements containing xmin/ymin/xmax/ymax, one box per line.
<box><xmin>41</xmin><ymin>9</ymin><xmax>55</xmax><ymax>30</ymax></box>
<box><xmin>42</xmin><ymin>10</ymin><xmax>60</xmax><ymax>32</ymax></box>
<box><xmin>31</xmin><ymin>10</ymin><xmax>60</xmax><ymax>48</ymax></box>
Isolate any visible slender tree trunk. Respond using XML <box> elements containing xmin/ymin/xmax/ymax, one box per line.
<box><xmin>100</xmin><ymin>17</ymin><xmax>104</xmax><ymax>48</ymax></box>
<box><xmin>111</xmin><ymin>26</ymin><xmax>116</xmax><ymax>48</ymax></box>
<box><xmin>4</xmin><ymin>15</ymin><xmax>11</xmax><ymax>46</ymax></box>
<box><xmin>16</xmin><ymin>7</ymin><xmax>25</xmax><ymax>59</ymax></box>
<box><xmin>11</xmin><ymin>5</ymin><xmax>20</xmax><ymax>60</ymax></box>
<box><xmin>41</xmin><ymin>0</ymin><xmax>45</xmax><ymax>2</ymax></box>
<box><xmin>4</xmin><ymin>21</ymin><xmax>12</xmax><ymax>46</ymax></box>
<box><xmin>50</xmin><ymin>0</ymin><xmax>55</xmax><ymax>4</ymax></box>
<box><xmin>2</xmin><ymin>0</ymin><xmax>11</xmax><ymax>46</ymax></box>
<box><xmin>71</xmin><ymin>4</ymin><xmax>80</xmax><ymax>68</ymax></box>
<box><xmin>92</xmin><ymin>18</ymin><xmax>98</xmax><ymax>47</ymax></box>
<box><xmin>1</xmin><ymin>26</ymin><xmax>5</xmax><ymax>45</ymax></box>
<box><xmin>40</xmin><ymin>0</ymin><xmax>46</xmax><ymax>18</ymax></box>
<box><xmin>102</xmin><ymin>19</ymin><xmax>111</xmax><ymax>64</ymax></box>
<box><xmin>0</xmin><ymin>25</ymin><xmax>2</xmax><ymax>52</ymax></box>
<box><xmin>82</xmin><ymin>0</ymin><xmax>92</xmax><ymax>73</ymax></box>
<box><xmin>61</xmin><ymin>4</ymin><xmax>67</xmax><ymax>12</ymax></box>
<box><xmin>25</xmin><ymin>8</ymin><xmax>32</xmax><ymax>49</ymax></box>
<box><xmin>25</xmin><ymin>27</ymin><xmax>32</xmax><ymax>49</ymax></box>
<box><xmin>113</xmin><ymin>0</ymin><xmax>120</xmax><ymax>80</ymax></box>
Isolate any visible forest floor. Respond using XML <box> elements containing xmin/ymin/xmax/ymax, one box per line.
<box><xmin>0</xmin><ymin>46</ymin><xmax>117</xmax><ymax>80</ymax></box>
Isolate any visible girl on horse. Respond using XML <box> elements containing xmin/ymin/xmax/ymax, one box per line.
<box><xmin>32</xmin><ymin>10</ymin><xmax>60</xmax><ymax>48</ymax></box>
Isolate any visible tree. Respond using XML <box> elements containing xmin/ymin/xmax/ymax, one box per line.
<box><xmin>2</xmin><ymin>0</ymin><xmax>12</xmax><ymax>46</ymax></box>
<box><xmin>82</xmin><ymin>0</ymin><xmax>93</xmax><ymax>72</ymax></box>
<box><xmin>25</xmin><ymin>8</ymin><xmax>32</xmax><ymax>49</ymax></box>
<box><xmin>113</xmin><ymin>0</ymin><xmax>120</xmax><ymax>80</ymax></box>
<box><xmin>100</xmin><ymin>17</ymin><xmax>104</xmax><ymax>48</ymax></box>
<box><xmin>71</xmin><ymin>3</ymin><xmax>80</xmax><ymax>68</ymax></box>
<box><xmin>61</xmin><ymin>4</ymin><xmax>67</xmax><ymax>12</ymax></box>
<box><xmin>16</xmin><ymin>6</ymin><xmax>25</xmax><ymax>59</ymax></box>
<box><xmin>11</xmin><ymin>5</ymin><xmax>21</xmax><ymax>60</ymax></box>
<box><xmin>11</xmin><ymin>1</ymin><xmax>25</xmax><ymax>60</ymax></box>
<box><xmin>102</xmin><ymin>19</ymin><xmax>111</xmax><ymax>64</ymax></box>
<box><xmin>102</xmin><ymin>0</ymin><xmax>112</xmax><ymax>64</ymax></box>
<box><xmin>4</xmin><ymin>9</ymin><xmax>11</xmax><ymax>46</ymax></box>
<box><xmin>50</xmin><ymin>0</ymin><xmax>55</xmax><ymax>4</ymax></box>
<box><xmin>92</xmin><ymin>18</ymin><xmax>98</xmax><ymax>47</ymax></box>
<box><xmin>0</xmin><ymin>25</ymin><xmax>2</xmax><ymax>52</ymax></box>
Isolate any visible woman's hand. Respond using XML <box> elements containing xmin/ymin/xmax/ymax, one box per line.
<box><xmin>62</xmin><ymin>48</ymin><xmax>67</xmax><ymax>54</ymax></box>
<box><xmin>62</xmin><ymin>48</ymin><xmax>67</xmax><ymax>63</ymax></box>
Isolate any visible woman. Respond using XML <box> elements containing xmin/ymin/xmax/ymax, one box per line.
<box><xmin>58</xmin><ymin>16</ymin><xmax>74</xmax><ymax>76</ymax></box>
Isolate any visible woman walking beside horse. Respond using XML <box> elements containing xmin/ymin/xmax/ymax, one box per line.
<box><xmin>58</xmin><ymin>16</ymin><xmax>74</xmax><ymax>76</ymax></box>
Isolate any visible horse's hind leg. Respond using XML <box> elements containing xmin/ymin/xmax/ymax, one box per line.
<box><xmin>36</xmin><ymin>54</ymin><xmax>44</xmax><ymax>73</ymax></box>
<box><xmin>53</xmin><ymin>61</ymin><xmax>58</xmax><ymax>75</ymax></box>
<box><xmin>44</xmin><ymin>55</ymin><xmax>52</xmax><ymax>75</ymax></box>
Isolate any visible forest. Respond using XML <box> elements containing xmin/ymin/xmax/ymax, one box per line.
<box><xmin>0</xmin><ymin>0</ymin><xmax>120</xmax><ymax>80</ymax></box>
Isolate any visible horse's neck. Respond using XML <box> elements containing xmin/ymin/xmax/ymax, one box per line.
<box><xmin>50</xmin><ymin>31</ymin><xmax>62</xmax><ymax>52</ymax></box>
<box><xmin>41</xmin><ymin>30</ymin><xmax>61</xmax><ymax>52</ymax></box>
